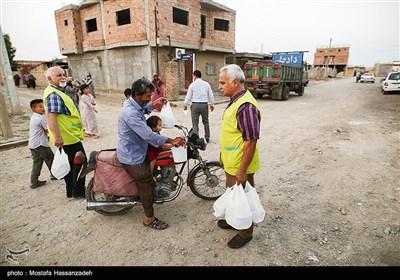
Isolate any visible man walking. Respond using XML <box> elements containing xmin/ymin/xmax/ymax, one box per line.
<box><xmin>217</xmin><ymin>64</ymin><xmax>262</xmax><ymax>249</ymax></box>
<box><xmin>183</xmin><ymin>70</ymin><xmax>215</xmax><ymax>143</ymax></box>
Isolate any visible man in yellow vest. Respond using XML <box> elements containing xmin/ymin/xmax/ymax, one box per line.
<box><xmin>218</xmin><ymin>64</ymin><xmax>262</xmax><ymax>249</ymax></box>
<box><xmin>43</xmin><ymin>66</ymin><xmax>86</xmax><ymax>199</ymax></box>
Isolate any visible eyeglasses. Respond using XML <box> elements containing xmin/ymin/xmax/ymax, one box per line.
<box><xmin>55</xmin><ymin>73</ymin><xmax>66</xmax><ymax>77</ymax></box>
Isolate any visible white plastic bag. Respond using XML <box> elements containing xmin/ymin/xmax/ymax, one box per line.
<box><xmin>213</xmin><ymin>187</ymin><xmax>233</xmax><ymax>219</ymax></box>
<box><xmin>225</xmin><ymin>183</ymin><xmax>253</xmax><ymax>230</ymax></box>
<box><xmin>244</xmin><ymin>181</ymin><xmax>266</xmax><ymax>223</ymax></box>
<box><xmin>51</xmin><ymin>148</ymin><xmax>70</xmax><ymax>180</ymax></box>
<box><xmin>160</xmin><ymin>102</ymin><xmax>176</xmax><ymax>128</ymax></box>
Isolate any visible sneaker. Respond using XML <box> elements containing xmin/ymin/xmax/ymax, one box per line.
<box><xmin>30</xmin><ymin>180</ymin><xmax>47</xmax><ymax>189</ymax></box>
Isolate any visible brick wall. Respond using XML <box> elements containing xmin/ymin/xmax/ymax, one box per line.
<box><xmin>56</xmin><ymin>0</ymin><xmax>235</xmax><ymax>55</ymax></box>
<box><xmin>164</xmin><ymin>61</ymin><xmax>179</xmax><ymax>100</ymax></box>
<box><xmin>55</xmin><ymin>0</ymin><xmax>235</xmax><ymax>93</ymax></box>
<box><xmin>55</xmin><ymin>6</ymin><xmax>83</xmax><ymax>54</ymax></box>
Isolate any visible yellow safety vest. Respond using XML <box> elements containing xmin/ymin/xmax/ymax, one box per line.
<box><xmin>43</xmin><ymin>85</ymin><xmax>84</xmax><ymax>145</ymax></box>
<box><xmin>219</xmin><ymin>90</ymin><xmax>261</xmax><ymax>175</ymax></box>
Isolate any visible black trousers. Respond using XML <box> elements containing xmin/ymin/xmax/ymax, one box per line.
<box><xmin>62</xmin><ymin>142</ymin><xmax>86</xmax><ymax>197</ymax></box>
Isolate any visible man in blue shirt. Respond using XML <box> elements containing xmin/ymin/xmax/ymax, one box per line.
<box><xmin>118</xmin><ymin>78</ymin><xmax>183</xmax><ymax>230</ymax></box>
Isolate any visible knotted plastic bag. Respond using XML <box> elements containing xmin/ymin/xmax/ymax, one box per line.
<box><xmin>51</xmin><ymin>148</ymin><xmax>70</xmax><ymax>180</ymax></box>
<box><xmin>213</xmin><ymin>186</ymin><xmax>233</xmax><ymax>219</ymax></box>
<box><xmin>224</xmin><ymin>183</ymin><xmax>253</xmax><ymax>230</ymax></box>
<box><xmin>244</xmin><ymin>181</ymin><xmax>266</xmax><ymax>223</ymax></box>
<box><xmin>160</xmin><ymin>102</ymin><xmax>176</xmax><ymax>128</ymax></box>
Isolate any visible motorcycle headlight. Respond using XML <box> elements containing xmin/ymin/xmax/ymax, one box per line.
<box><xmin>195</xmin><ymin>138</ymin><xmax>207</xmax><ymax>151</ymax></box>
<box><xmin>188</xmin><ymin>129</ymin><xmax>207</xmax><ymax>150</ymax></box>
<box><xmin>188</xmin><ymin>129</ymin><xmax>199</xmax><ymax>142</ymax></box>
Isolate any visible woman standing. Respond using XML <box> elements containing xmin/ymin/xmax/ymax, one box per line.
<box><xmin>80</xmin><ymin>84</ymin><xmax>99</xmax><ymax>138</ymax></box>
<box><xmin>64</xmin><ymin>77</ymin><xmax>81</xmax><ymax>112</ymax></box>
<box><xmin>151</xmin><ymin>74</ymin><xmax>165</xmax><ymax>111</ymax></box>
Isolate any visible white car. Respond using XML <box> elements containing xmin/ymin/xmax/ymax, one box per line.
<box><xmin>381</xmin><ymin>71</ymin><xmax>400</xmax><ymax>94</ymax></box>
<box><xmin>359</xmin><ymin>73</ymin><xmax>375</xmax><ymax>83</ymax></box>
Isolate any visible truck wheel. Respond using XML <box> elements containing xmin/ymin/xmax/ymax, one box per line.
<box><xmin>281</xmin><ymin>86</ymin><xmax>290</xmax><ymax>101</ymax></box>
<box><xmin>297</xmin><ymin>85</ymin><xmax>304</xmax><ymax>96</ymax></box>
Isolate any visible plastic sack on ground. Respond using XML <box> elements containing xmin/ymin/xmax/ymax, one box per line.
<box><xmin>244</xmin><ymin>181</ymin><xmax>266</xmax><ymax>223</ymax></box>
<box><xmin>160</xmin><ymin>102</ymin><xmax>176</xmax><ymax>128</ymax></box>
<box><xmin>225</xmin><ymin>183</ymin><xmax>253</xmax><ymax>230</ymax></box>
<box><xmin>51</xmin><ymin>148</ymin><xmax>70</xmax><ymax>180</ymax></box>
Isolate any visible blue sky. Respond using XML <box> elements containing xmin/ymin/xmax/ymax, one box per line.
<box><xmin>1</xmin><ymin>0</ymin><xmax>399</xmax><ymax>67</ymax></box>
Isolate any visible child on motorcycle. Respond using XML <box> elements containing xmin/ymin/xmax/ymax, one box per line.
<box><xmin>146</xmin><ymin>115</ymin><xmax>173</xmax><ymax>180</ymax></box>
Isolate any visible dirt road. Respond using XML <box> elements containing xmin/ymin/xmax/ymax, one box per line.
<box><xmin>0</xmin><ymin>77</ymin><xmax>399</xmax><ymax>266</ymax></box>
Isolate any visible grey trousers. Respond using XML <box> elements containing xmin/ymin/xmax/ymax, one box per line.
<box><xmin>30</xmin><ymin>146</ymin><xmax>54</xmax><ymax>184</ymax></box>
<box><xmin>190</xmin><ymin>102</ymin><xmax>210</xmax><ymax>140</ymax></box>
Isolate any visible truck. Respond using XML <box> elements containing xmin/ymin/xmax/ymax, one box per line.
<box><xmin>244</xmin><ymin>52</ymin><xmax>308</xmax><ymax>101</ymax></box>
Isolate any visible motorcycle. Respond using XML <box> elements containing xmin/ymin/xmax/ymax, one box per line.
<box><xmin>74</xmin><ymin>125</ymin><xmax>226</xmax><ymax>216</ymax></box>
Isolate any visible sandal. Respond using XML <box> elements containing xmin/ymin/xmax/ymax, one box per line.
<box><xmin>143</xmin><ymin>218</ymin><xmax>169</xmax><ymax>230</ymax></box>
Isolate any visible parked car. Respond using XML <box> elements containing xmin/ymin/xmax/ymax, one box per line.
<box><xmin>359</xmin><ymin>73</ymin><xmax>375</xmax><ymax>83</ymax></box>
<box><xmin>381</xmin><ymin>71</ymin><xmax>400</xmax><ymax>94</ymax></box>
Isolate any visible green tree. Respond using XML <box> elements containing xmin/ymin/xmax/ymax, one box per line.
<box><xmin>49</xmin><ymin>57</ymin><xmax>64</xmax><ymax>65</ymax></box>
<box><xmin>3</xmin><ymin>33</ymin><xmax>16</xmax><ymax>71</ymax></box>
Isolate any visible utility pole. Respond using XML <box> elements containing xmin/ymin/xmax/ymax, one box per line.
<box><xmin>167</xmin><ymin>35</ymin><xmax>172</xmax><ymax>60</ymax></box>
<box><xmin>0</xmin><ymin>24</ymin><xmax>22</xmax><ymax>115</ymax></box>
<box><xmin>325</xmin><ymin>37</ymin><xmax>332</xmax><ymax>78</ymax></box>
<box><xmin>154</xmin><ymin>5</ymin><xmax>159</xmax><ymax>75</ymax></box>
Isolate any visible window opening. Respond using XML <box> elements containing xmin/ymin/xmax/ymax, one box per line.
<box><xmin>214</xmin><ymin>18</ymin><xmax>229</xmax><ymax>31</ymax></box>
<box><xmin>116</xmin><ymin>9</ymin><xmax>131</xmax><ymax>26</ymax></box>
<box><xmin>173</xmin><ymin>7</ymin><xmax>188</xmax><ymax>25</ymax></box>
<box><xmin>86</xmin><ymin>18</ymin><xmax>97</xmax><ymax>32</ymax></box>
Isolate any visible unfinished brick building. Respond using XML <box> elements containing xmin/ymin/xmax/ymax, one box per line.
<box><xmin>313</xmin><ymin>46</ymin><xmax>350</xmax><ymax>75</ymax></box>
<box><xmin>55</xmin><ymin>0</ymin><xmax>236</xmax><ymax>98</ymax></box>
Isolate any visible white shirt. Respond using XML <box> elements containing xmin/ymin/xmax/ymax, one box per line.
<box><xmin>184</xmin><ymin>78</ymin><xmax>215</xmax><ymax>106</ymax></box>
<box><xmin>28</xmin><ymin>113</ymin><xmax>50</xmax><ymax>149</ymax></box>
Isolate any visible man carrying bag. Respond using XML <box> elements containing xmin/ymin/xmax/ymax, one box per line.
<box><xmin>217</xmin><ymin>64</ymin><xmax>262</xmax><ymax>249</ymax></box>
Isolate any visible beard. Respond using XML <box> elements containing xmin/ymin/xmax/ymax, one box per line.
<box><xmin>59</xmin><ymin>81</ymin><xmax>67</xmax><ymax>88</ymax></box>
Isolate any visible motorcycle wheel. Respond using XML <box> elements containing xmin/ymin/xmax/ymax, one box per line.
<box><xmin>188</xmin><ymin>161</ymin><xmax>226</xmax><ymax>200</ymax></box>
<box><xmin>86</xmin><ymin>178</ymin><xmax>133</xmax><ymax>216</ymax></box>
